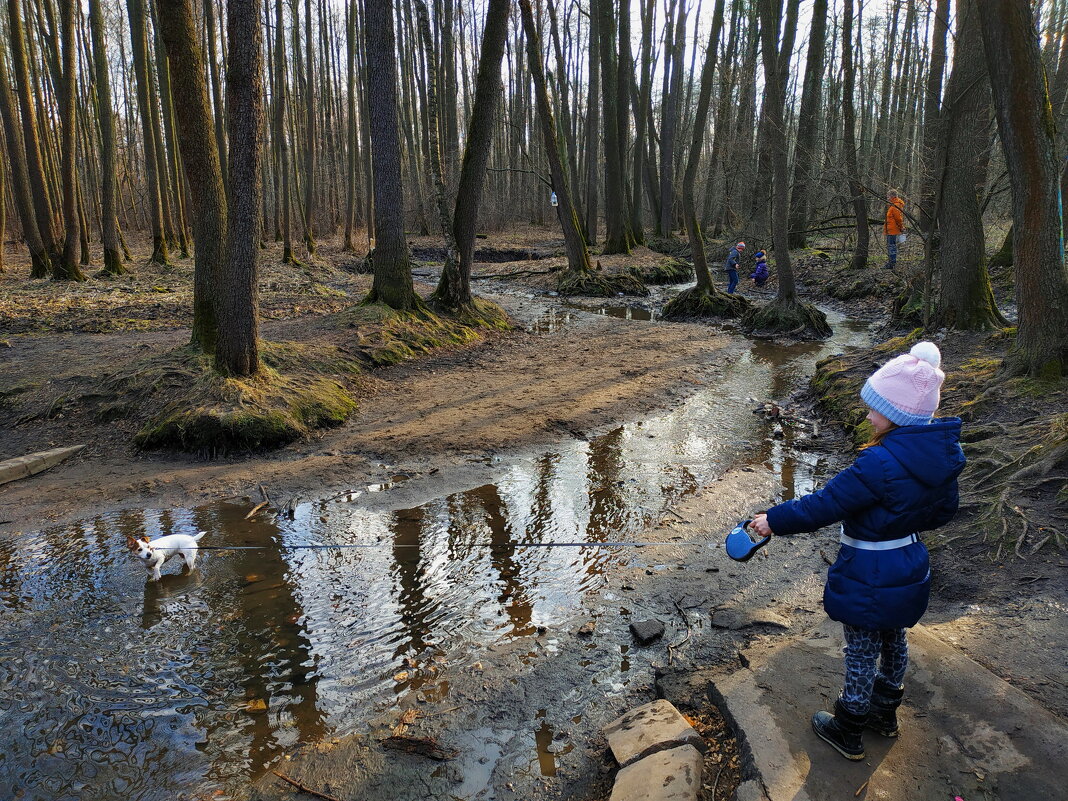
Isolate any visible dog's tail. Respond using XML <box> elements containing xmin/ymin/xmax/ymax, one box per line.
<box><xmin>193</xmin><ymin>530</ymin><xmax>207</xmax><ymax>542</ymax></box>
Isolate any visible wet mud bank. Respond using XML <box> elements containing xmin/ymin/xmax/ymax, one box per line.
<box><xmin>0</xmin><ymin>291</ymin><xmax>875</xmax><ymax>801</ymax></box>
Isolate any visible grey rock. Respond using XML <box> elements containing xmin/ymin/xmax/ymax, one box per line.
<box><xmin>710</xmin><ymin>607</ymin><xmax>790</xmax><ymax>631</ymax></box>
<box><xmin>630</xmin><ymin>619</ymin><xmax>665</xmax><ymax>645</ymax></box>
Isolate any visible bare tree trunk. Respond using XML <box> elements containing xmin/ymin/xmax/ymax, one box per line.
<box><xmin>518</xmin><ymin>0</ymin><xmax>591</xmax><ymax>275</ymax></box>
<box><xmin>364</xmin><ymin>0</ymin><xmax>419</xmax><ymax>310</ymax></box>
<box><xmin>302</xmin><ymin>0</ymin><xmax>317</xmax><ymax>255</ymax></box>
<box><xmin>54</xmin><ymin>0</ymin><xmax>86</xmax><ymax>280</ymax></box>
<box><xmin>842</xmin><ymin>0</ymin><xmax>869</xmax><ymax>270</ymax></box>
<box><xmin>0</xmin><ymin>34</ymin><xmax>49</xmax><ymax>277</ymax></box>
<box><xmin>343</xmin><ymin>0</ymin><xmax>357</xmax><ymax>251</ymax></box>
<box><xmin>978</xmin><ymin>0</ymin><xmax>1068</xmax><ymax>376</ymax></box>
<box><xmin>88</xmin><ymin>0</ymin><xmax>125</xmax><ymax>275</ymax></box>
<box><xmin>158</xmin><ymin>0</ymin><xmax>227</xmax><ymax>353</ymax></box>
<box><xmin>596</xmin><ymin>0</ymin><xmax>632</xmax><ymax>254</ymax></box>
<box><xmin>432</xmin><ymin>0</ymin><xmax>510</xmax><ymax>310</ymax></box>
<box><xmin>787</xmin><ymin>0</ymin><xmax>827</xmax><ymax>249</ymax></box>
<box><xmin>7</xmin><ymin>0</ymin><xmax>59</xmax><ymax>272</ymax></box>
<box><xmin>127</xmin><ymin>0</ymin><xmax>170</xmax><ymax>264</ymax></box>
<box><xmin>917</xmin><ymin>0</ymin><xmax>949</xmax><ymax>233</ymax></box>
<box><xmin>216</xmin><ymin>0</ymin><xmax>263</xmax><ymax>376</ymax></box>
<box><xmin>583</xmin><ymin>2</ymin><xmax>599</xmax><ymax>243</ymax></box>
<box><xmin>681</xmin><ymin>0</ymin><xmax>724</xmax><ymax>292</ymax></box>
<box><xmin>273</xmin><ymin>0</ymin><xmax>296</xmax><ymax>263</ymax></box>
<box><xmin>934</xmin><ymin>0</ymin><xmax>1005</xmax><ymax>330</ymax></box>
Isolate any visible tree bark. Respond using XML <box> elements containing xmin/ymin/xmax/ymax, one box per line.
<box><xmin>158</xmin><ymin>0</ymin><xmax>228</xmax><ymax>353</ymax></box>
<box><xmin>302</xmin><ymin>0</ymin><xmax>317</xmax><ymax>255</ymax></box>
<box><xmin>681</xmin><ymin>0</ymin><xmax>725</xmax><ymax>292</ymax></box>
<box><xmin>841</xmin><ymin>0</ymin><xmax>869</xmax><ymax>270</ymax></box>
<box><xmin>787</xmin><ymin>0</ymin><xmax>827</xmax><ymax>249</ymax></box>
<box><xmin>88</xmin><ymin>0</ymin><xmax>125</xmax><ymax>275</ymax></box>
<box><xmin>364</xmin><ymin>0</ymin><xmax>419</xmax><ymax>310</ymax></box>
<box><xmin>216</xmin><ymin>0</ymin><xmax>263</xmax><ymax>376</ymax></box>
<box><xmin>518</xmin><ymin>0</ymin><xmax>591</xmax><ymax>275</ymax></box>
<box><xmin>934</xmin><ymin>0</ymin><xmax>1004</xmax><ymax>330</ymax></box>
<box><xmin>7</xmin><ymin>0</ymin><xmax>60</xmax><ymax>272</ymax></box>
<box><xmin>432</xmin><ymin>0</ymin><xmax>510</xmax><ymax>310</ymax></box>
<box><xmin>596</xmin><ymin>0</ymin><xmax>631</xmax><ymax>254</ymax></box>
<box><xmin>0</xmin><ymin>33</ymin><xmax>49</xmax><ymax>277</ymax></box>
<box><xmin>917</xmin><ymin>0</ymin><xmax>949</xmax><ymax>233</ymax></box>
<box><xmin>55</xmin><ymin>0</ymin><xmax>86</xmax><ymax>280</ymax></box>
<box><xmin>978</xmin><ymin>0</ymin><xmax>1068</xmax><ymax>376</ymax></box>
<box><xmin>127</xmin><ymin>0</ymin><xmax>169</xmax><ymax>264</ymax></box>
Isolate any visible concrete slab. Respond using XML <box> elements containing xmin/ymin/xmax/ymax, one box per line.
<box><xmin>711</xmin><ymin>619</ymin><xmax>1068</xmax><ymax>801</ymax></box>
<box><xmin>609</xmin><ymin>744</ymin><xmax>703</xmax><ymax>801</ymax></box>
<box><xmin>604</xmin><ymin>699</ymin><xmax>706</xmax><ymax>767</ymax></box>
<box><xmin>0</xmin><ymin>445</ymin><xmax>85</xmax><ymax>486</ymax></box>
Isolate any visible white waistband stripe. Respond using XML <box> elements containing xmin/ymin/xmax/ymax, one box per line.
<box><xmin>839</xmin><ymin>532</ymin><xmax>918</xmax><ymax>551</ymax></box>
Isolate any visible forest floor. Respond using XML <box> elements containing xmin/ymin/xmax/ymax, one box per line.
<box><xmin>0</xmin><ymin>226</ymin><xmax>1064</xmax><ymax>801</ymax></box>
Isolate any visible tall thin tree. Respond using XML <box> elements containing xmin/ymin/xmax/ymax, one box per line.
<box><xmin>88</xmin><ymin>0</ymin><xmax>125</xmax><ymax>275</ymax></box>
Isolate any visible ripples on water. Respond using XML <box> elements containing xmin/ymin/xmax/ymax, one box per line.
<box><xmin>0</xmin><ymin>309</ymin><xmax>870</xmax><ymax>800</ymax></box>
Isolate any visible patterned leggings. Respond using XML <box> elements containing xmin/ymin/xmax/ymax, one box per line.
<box><xmin>839</xmin><ymin>625</ymin><xmax>909</xmax><ymax>715</ymax></box>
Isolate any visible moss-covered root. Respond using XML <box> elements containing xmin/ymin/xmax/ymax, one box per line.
<box><xmin>114</xmin><ymin>342</ymin><xmax>362</xmax><ymax>453</ymax></box>
<box><xmin>426</xmin><ymin>296</ymin><xmax>513</xmax><ymax>331</ymax></box>
<box><xmin>556</xmin><ymin>268</ymin><xmax>649</xmax><ymax>297</ymax></box>
<box><xmin>628</xmin><ymin>258</ymin><xmax>694</xmax><ymax>285</ymax></box>
<box><xmin>660</xmin><ymin>286</ymin><xmax>751</xmax><ymax>320</ymax></box>
<box><xmin>743</xmin><ymin>298</ymin><xmax>832</xmax><ymax>340</ymax></box>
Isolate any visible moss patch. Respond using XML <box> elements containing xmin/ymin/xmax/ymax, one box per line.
<box><xmin>661</xmin><ymin>286</ymin><xmax>751</xmax><ymax>320</ymax></box>
<box><xmin>556</xmin><ymin>268</ymin><xmax>649</xmax><ymax>297</ymax></box>
<box><xmin>105</xmin><ymin>342</ymin><xmax>362</xmax><ymax>453</ymax></box>
<box><xmin>742</xmin><ymin>298</ymin><xmax>832</xmax><ymax>340</ymax></box>
<box><xmin>627</xmin><ymin>258</ymin><xmax>694</xmax><ymax>285</ymax></box>
<box><xmin>340</xmin><ymin>301</ymin><xmax>502</xmax><ymax>367</ymax></box>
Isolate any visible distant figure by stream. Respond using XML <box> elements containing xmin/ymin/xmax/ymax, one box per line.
<box><xmin>884</xmin><ymin>189</ymin><xmax>906</xmax><ymax>269</ymax></box>
<box><xmin>751</xmin><ymin>250</ymin><xmax>769</xmax><ymax>288</ymax></box>
<box><xmin>724</xmin><ymin>241</ymin><xmax>745</xmax><ymax>294</ymax></box>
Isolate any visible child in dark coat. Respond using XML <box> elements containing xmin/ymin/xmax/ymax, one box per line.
<box><xmin>750</xmin><ymin>250</ymin><xmax>769</xmax><ymax>287</ymax></box>
<box><xmin>750</xmin><ymin>342</ymin><xmax>965</xmax><ymax>761</ymax></box>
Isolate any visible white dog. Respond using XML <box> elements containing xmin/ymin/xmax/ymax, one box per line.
<box><xmin>126</xmin><ymin>531</ymin><xmax>206</xmax><ymax>581</ymax></box>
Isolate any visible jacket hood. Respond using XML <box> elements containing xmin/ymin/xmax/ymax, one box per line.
<box><xmin>891</xmin><ymin>197</ymin><xmax>904</xmax><ymax>209</ymax></box>
<box><xmin>879</xmin><ymin>417</ymin><xmax>965</xmax><ymax>487</ymax></box>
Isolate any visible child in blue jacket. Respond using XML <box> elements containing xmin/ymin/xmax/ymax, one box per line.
<box><xmin>750</xmin><ymin>341</ymin><xmax>965</xmax><ymax>760</ymax></box>
<box><xmin>750</xmin><ymin>250</ymin><xmax>769</xmax><ymax>287</ymax></box>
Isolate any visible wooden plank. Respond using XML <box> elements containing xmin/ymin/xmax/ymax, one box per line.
<box><xmin>0</xmin><ymin>445</ymin><xmax>86</xmax><ymax>486</ymax></box>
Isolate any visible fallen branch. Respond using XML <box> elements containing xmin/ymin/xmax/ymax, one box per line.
<box><xmin>381</xmin><ymin>735</ymin><xmax>457</xmax><ymax>761</ymax></box>
<box><xmin>271</xmin><ymin>771</ymin><xmax>343</xmax><ymax>801</ymax></box>
<box><xmin>472</xmin><ymin>268</ymin><xmax>557</xmax><ymax>280</ymax></box>
<box><xmin>245</xmin><ymin>501</ymin><xmax>269</xmax><ymax>520</ymax></box>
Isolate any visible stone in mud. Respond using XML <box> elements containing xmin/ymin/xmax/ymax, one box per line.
<box><xmin>630</xmin><ymin>619</ymin><xmax>665</xmax><ymax>645</ymax></box>
<box><xmin>603</xmin><ymin>699</ymin><xmax>706</xmax><ymax>767</ymax></box>
<box><xmin>710</xmin><ymin>607</ymin><xmax>790</xmax><ymax>631</ymax></box>
<box><xmin>577</xmin><ymin>621</ymin><xmax>596</xmax><ymax>637</ymax></box>
<box><xmin>609</xmin><ymin>744</ymin><xmax>703</xmax><ymax>801</ymax></box>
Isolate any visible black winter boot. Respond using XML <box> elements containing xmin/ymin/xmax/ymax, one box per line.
<box><xmin>811</xmin><ymin>699</ymin><xmax>866</xmax><ymax>760</ymax></box>
<box><xmin>867</xmin><ymin>676</ymin><xmax>904</xmax><ymax>737</ymax></box>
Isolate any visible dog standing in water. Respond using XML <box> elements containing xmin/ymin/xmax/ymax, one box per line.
<box><xmin>126</xmin><ymin>531</ymin><xmax>206</xmax><ymax>581</ymax></box>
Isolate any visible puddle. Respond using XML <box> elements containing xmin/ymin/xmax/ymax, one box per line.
<box><xmin>591</xmin><ymin>305</ymin><xmax>654</xmax><ymax>321</ymax></box>
<box><xmin>526</xmin><ymin>308</ymin><xmax>574</xmax><ymax>333</ymax></box>
<box><xmin>0</xmin><ymin>307</ymin><xmax>871</xmax><ymax>800</ymax></box>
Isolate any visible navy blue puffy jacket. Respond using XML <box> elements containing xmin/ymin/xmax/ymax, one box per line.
<box><xmin>765</xmin><ymin>418</ymin><xmax>965</xmax><ymax>630</ymax></box>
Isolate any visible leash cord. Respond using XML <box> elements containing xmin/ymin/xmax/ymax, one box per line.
<box><xmin>197</xmin><ymin>541</ymin><xmax>719</xmax><ymax>550</ymax></box>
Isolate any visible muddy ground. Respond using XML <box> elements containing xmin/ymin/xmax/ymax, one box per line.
<box><xmin>1</xmin><ymin>227</ymin><xmax>1064</xmax><ymax>801</ymax></box>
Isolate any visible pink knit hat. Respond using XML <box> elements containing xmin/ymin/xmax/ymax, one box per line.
<box><xmin>860</xmin><ymin>342</ymin><xmax>945</xmax><ymax>426</ymax></box>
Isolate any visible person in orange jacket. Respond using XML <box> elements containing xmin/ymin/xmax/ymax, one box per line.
<box><xmin>884</xmin><ymin>189</ymin><xmax>905</xmax><ymax>269</ymax></box>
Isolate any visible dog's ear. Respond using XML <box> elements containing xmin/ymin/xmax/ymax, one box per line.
<box><xmin>140</xmin><ymin>536</ymin><xmax>150</xmax><ymax>543</ymax></box>
<box><xmin>125</xmin><ymin>536</ymin><xmax>139</xmax><ymax>551</ymax></box>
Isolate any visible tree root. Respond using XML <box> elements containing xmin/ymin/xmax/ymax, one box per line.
<box><xmin>555</xmin><ymin>268</ymin><xmax>648</xmax><ymax>297</ymax></box>
<box><xmin>660</xmin><ymin>286</ymin><xmax>751</xmax><ymax>320</ymax></box>
<box><xmin>742</xmin><ymin>297</ymin><xmax>832</xmax><ymax>340</ymax></box>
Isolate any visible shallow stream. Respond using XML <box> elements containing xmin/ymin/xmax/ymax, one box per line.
<box><xmin>0</xmin><ymin>305</ymin><xmax>871</xmax><ymax>800</ymax></box>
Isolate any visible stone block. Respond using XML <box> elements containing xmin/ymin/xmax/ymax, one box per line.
<box><xmin>609</xmin><ymin>744</ymin><xmax>702</xmax><ymax>801</ymax></box>
<box><xmin>603</xmin><ymin>699</ymin><xmax>706</xmax><ymax>767</ymax></box>
<box><xmin>630</xmin><ymin>619</ymin><xmax>665</xmax><ymax>645</ymax></box>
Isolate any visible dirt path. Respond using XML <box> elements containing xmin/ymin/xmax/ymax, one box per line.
<box><xmin>0</xmin><ymin>291</ymin><xmax>739</xmax><ymax>535</ymax></box>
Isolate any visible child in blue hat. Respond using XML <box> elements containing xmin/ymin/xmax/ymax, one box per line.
<box><xmin>750</xmin><ymin>250</ymin><xmax>769</xmax><ymax>287</ymax></box>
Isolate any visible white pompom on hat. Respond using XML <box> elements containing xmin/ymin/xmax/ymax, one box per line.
<box><xmin>860</xmin><ymin>341</ymin><xmax>945</xmax><ymax>426</ymax></box>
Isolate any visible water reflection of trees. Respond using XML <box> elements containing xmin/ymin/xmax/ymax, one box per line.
<box><xmin>190</xmin><ymin>503</ymin><xmax>327</xmax><ymax>776</ymax></box>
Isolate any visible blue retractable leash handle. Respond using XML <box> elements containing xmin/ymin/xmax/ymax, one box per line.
<box><xmin>725</xmin><ymin>519</ymin><xmax>771</xmax><ymax>562</ymax></box>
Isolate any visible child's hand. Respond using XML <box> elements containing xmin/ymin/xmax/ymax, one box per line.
<box><xmin>750</xmin><ymin>513</ymin><xmax>774</xmax><ymax>537</ymax></box>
